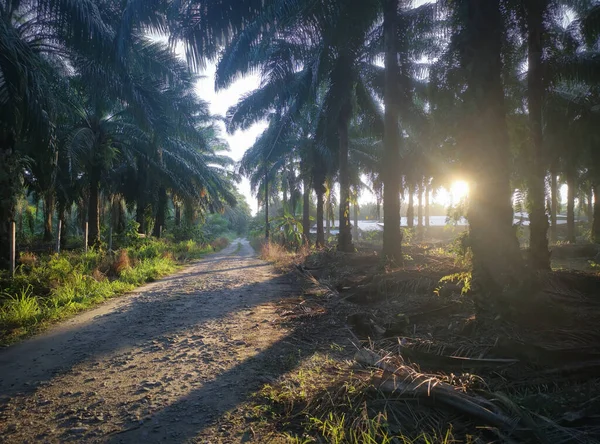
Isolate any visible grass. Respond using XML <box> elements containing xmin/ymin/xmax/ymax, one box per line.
<box><xmin>0</xmin><ymin>236</ymin><xmax>230</xmax><ymax>345</ymax></box>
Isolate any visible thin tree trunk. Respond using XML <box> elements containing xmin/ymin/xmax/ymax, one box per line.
<box><xmin>337</xmin><ymin>112</ymin><xmax>353</xmax><ymax>252</ymax></box>
<box><xmin>43</xmin><ymin>191</ymin><xmax>55</xmax><ymax>242</ymax></box>
<box><xmin>302</xmin><ymin>177</ymin><xmax>311</xmax><ymax>245</ymax></box>
<box><xmin>588</xmin><ymin>189</ymin><xmax>593</xmax><ymax>222</ymax></box>
<box><xmin>407</xmin><ymin>184</ymin><xmax>414</xmax><ymax>228</ymax></box>
<box><xmin>567</xmin><ymin>168</ymin><xmax>576</xmax><ymax>243</ymax></box>
<box><xmin>550</xmin><ymin>165</ymin><xmax>558</xmax><ymax>242</ymax></box>
<box><xmin>526</xmin><ymin>0</ymin><xmax>550</xmax><ymax>269</ymax></box>
<box><xmin>382</xmin><ymin>0</ymin><xmax>403</xmax><ymax>261</ymax></box>
<box><xmin>316</xmin><ymin>186</ymin><xmax>325</xmax><ymax>248</ymax></box>
<box><xmin>461</xmin><ymin>0</ymin><xmax>524</xmax><ymax>307</ymax></box>
<box><xmin>88</xmin><ymin>164</ymin><xmax>101</xmax><ymax>247</ymax></box>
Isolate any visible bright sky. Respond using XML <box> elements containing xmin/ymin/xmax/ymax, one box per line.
<box><xmin>195</xmin><ymin>63</ymin><xmax>267</xmax><ymax>213</ymax></box>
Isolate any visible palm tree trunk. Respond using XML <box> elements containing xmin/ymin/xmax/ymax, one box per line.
<box><xmin>153</xmin><ymin>187</ymin><xmax>167</xmax><ymax>238</ymax></box>
<box><xmin>526</xmin><ymin>0</ymin><xmax>550</xmax><ymax>269</ymax></box>
<box><xmin>43</xmin><ymin>191</ymin><xmax>55</xmax><ymax>242</ymax></box>
<box><xmin>592</xmin><ymin>184</ymin><xmax>600</xmax><ymax>243</ymax></box>
<box><xmin>550</xmin><ymin>164</ymin><xmax>558</xmax><ymax>242</ymax></box>
<box><xmin>337</xmin><ymin>111</ymin><xmax>353</xmax><ymax>252</ymax></box>
<box><xmin>316</xmin><ymin>186</ymin><xmax>325</xmax><ymax>247</ymax></box>
<box><xmin>353</xmin><ymin>201</ymin><xmax>359</xmax><ymax>241</ymax></box>
<box><xmin>136</xmin><ymin>157</ymin><xmax>148</xmax><ymax>234</ymax></box>
<box><xmin>417</xmin><ymin>182</ymin><xmax>424</xmax><ymax>228</ymax></box>
<box><xmin>88</xmin><ymin>164</ymin><xmax>101</xmax><ymax>247</ymax></box>
<box><xmin>326</xmin><ymin>191</ymin><xmax>331</xmax><ymax>238</ymax></box>
<box><xmin>265</xmin><ymin>167</ymin><xmax>270</xmax><ymax>241</ymax></box>
<box><xmin>407</xmin><ymin>184</ymin><xmax>414</xmax><ymax>228</ymax></box>
<box><xmin>567</xmin><ymin>167</ymin><xmax>576</xmax><ymax>243</ymax></box>
<box><xmin>302</xmin><ymin>177</ymin><xmax>311</xmax><ymax>245</ymax></box>
<box><xmin>174</xmin><ymin>203</ymin><xmax>181</xmax><ymax>227</ymax></box>
<box><xmin>425</xmin><ymin>180</ymin><xmax>430</xmax><ymax>228</ymax></box>
<box><xmin>382</xmin><ymin>0</ymin><xmax>403</xmax><ymax>261</ymax></box>
<box><xmin>60</xmin><ymin>209</ymin><xmax>68</xmax><ymax>251</ymax></box>
<box><xmin>0</xmin><ymin>133</ymin><xmax>17</xmax><ymax>269</ymax></box>
<box><xmin>461</xmin><ymin>0</ymin><xmax>524</xmax><ymax>306</ymax></box>
<box><xmin>282</xmin><ymin>176</ymin><xmax>288</xmax><ymax>214</ymax></box>
<box><xmin>115</xmin><ymin>198</ymin><xmax>125</xmax><ymax>234</ymax></box>
<box><xmin>136</xmin><ymin>202</ymin><xmax>146</xmax><ymax>234</ymax></box>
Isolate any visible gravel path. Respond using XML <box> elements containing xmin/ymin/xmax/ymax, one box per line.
<box><xmin>0</xmin><ymin>239</ymin><xmax>301</xmax><ymax>443</ymax></box>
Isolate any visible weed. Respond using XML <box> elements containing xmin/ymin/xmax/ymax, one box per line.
<box><xmin>0</xmin><ymin>285</ymin><xmax>40</xmax><ymax>328</ymax></box>
<box><xmin>437</xmin><ymin>271</ymin><xmax>472</xmax><ymax>296</ymax></box>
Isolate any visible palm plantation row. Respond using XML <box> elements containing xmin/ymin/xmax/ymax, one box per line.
<box><xmin>2</xmin><ymin>0</ymin><xmax>600</xmax><ymax>306</ymax></box>
<box><xmin>232</xmin><ymin>0</ymin><xmax>600</xmax><ymax>305</ymax></box>
<box><xmin>0</xmin><ymin>0</ymin><xmax>241</xmax><ymax>268</ymax></box>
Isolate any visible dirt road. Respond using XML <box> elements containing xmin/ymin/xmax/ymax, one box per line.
<box><xmin>0</xmin><ymin>239</ymin><xmax>303</xmax><ymax>443</ymax></box>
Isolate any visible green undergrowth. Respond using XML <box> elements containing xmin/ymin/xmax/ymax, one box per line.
<box><xmin>0</xmin><ymin>237</ymin><xmax>230</xmax><ymax>345</ymax></box>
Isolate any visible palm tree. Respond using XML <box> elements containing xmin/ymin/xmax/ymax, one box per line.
<box><xmin>441</xmin><ymin>0</ymin><xmax>525</xmax><ymax>306</ymax></box>
<box><xmin>522</xmin><ymin>0</ymin><xmax>551</xmax><ymax>269</ymax></box>
<box><xmin>0</xmin><ymin>0</ymin><xmax>114</xmax><ymax>265</ymax></box>
<box><xmin>382</xmin><ymin>0</ymin><xmax>403</xmax><ymax>260</ymax></box>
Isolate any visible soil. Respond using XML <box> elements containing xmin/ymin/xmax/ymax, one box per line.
<box><xmin>0</xmin><ymin>239</ymin><xmax>316</xmax><ymax>443</ymax></box>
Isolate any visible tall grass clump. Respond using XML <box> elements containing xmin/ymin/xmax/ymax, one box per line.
<box><xmin>0</xmin><ymin>285</ymin><xmax>41</xmax><ymax>329</ymax></box>
<box><xmin>259</xmin><ymin>240</ymin><xmax>310</xmax><ymax>271</ymax></box>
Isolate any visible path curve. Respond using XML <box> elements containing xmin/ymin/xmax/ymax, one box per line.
<box><xmin>0</xmin><ymin>239</ymin><xmax>300</xmax><ymax>443</ymax></box>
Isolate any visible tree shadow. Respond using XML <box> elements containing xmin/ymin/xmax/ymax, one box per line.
<box><xmin>0</xmin><ymin>252</ymin><xmax>296</xmax><ymax>399</ymax></box>
<box><xmin>102</xmin><ymin>309</ymin><xmax>335</xmax><ymax>443</ymax></box>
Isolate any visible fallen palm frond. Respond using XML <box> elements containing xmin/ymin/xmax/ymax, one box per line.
<box><xmin>355</xmin><ymin>347</ymin><xmax>600</xmax><ymax>443</ymax></box>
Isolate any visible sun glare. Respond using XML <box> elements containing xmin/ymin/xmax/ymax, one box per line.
<box><xmin>451</xmin><ymin>180</ymin><xmax>469</xmax><ymax>202</ymax></box>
